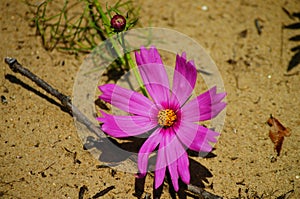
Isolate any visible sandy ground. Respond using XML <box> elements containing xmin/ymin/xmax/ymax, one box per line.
<box><xmin>1</xmin><ymin>0</ymin><xmax>300</xmax><ymax>198</ymax></box>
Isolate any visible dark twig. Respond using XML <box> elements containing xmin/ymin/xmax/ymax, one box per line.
<box><xmin>78</xmin><ymin>185</ymin><xmax>88</xmax><ymax>199</ymax></box>
<box><xmin>187</xmin><ymin>185</ymin><xmax>223</xmax><ymax>199</ymax></box>
<box><xmin>4</xmin><ymin>57</ymin><xmax>223</xmax><ymax>199</ymax></box>
<box><xmin>4</xmin><ymin>57</ymin><xmax>105</xmax><ymax>139</ymax></box>
<box><xmin>92</xmin><ymin>186</ymin><xmax>115</xmax><ymax>198</ymax></box>
<box><xmin>254</xmin><ymin>18</ymin><xmax>263</xmax><ymax>35</ymax></box>
<box><xmin>282</xmin><ymin>7</ymin><xmax>294</xmax><ymax>20</ymax></box>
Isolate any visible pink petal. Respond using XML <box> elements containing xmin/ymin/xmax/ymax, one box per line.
<box><xmin>177</xmin><ymin>151</ymin><xmax>190</xmax><ymax>184</ymax></box>
<box><xmin>154</xmin><ymin>166</ymin><xmax>166</xmax><ymax>190</ymax></box>
<box><xmin>198</xmin><ymin>102</ymin><xmax>227</xmax><ymax>121</ymax></box>
<box><xmin>181</xmin><ymin>86</ymin><xmax>226</xmax><ymax>122</ymax></box>
<box><xmin>138</xmin><ymin>128</ymin><xmax>163</xmax><ymax>175</ymax></box>
<box><xmin>165</xmin><ymin>132</ymin><xmax>179</xmax><ymax>191</ymax></box>
<box><xmin>97</xmin><ymin>111</ymin><xmax>157</xmax><ymax>138</ymax></box>
<box><xmin>171</xmin><ymin>53</ymin><xmax>197</xmax><ymax>106</ymax></box>
<box><xmin>154</xmin><ymin>140</ymin><xmax>167</xmax><ymax>189</ymax></box>
<box><xmin>135</xmin><ymin>46</ymin><xmax>163</xmax><ymax>66</ymax></box>
<box><xmin>154</xmin><ymin>128</ymin><xmax>176</xmax><ymax>189</ymax></box>
<box><xmin>99</xmin><ymin>84</ymin><xmax>157</xmax><ymax>117</ymax></box>
<box><xmin>154</xmin><ymin>128</ymin><xmax>186</xmax><ymax>168</ymax></box>
<box><xmin>154</xmin><ymin>129</ymin><xmax>189</xmax><ymax>191</ymax></box>
<box><xmin>135</xmin><ymin>46</ymin><xmax>171</xmax><ymax>106</ymax></box>
<box><xmin>168</xmin><ymin>161</ymin><xmax>179</xmax><ymax>191</ymax></box>
<box><xmin>197</xmin><ymin>86</ymin><xmax>227</xmax><ymax>105</ymax></box>
<box><xmin>176</xmin><ymin>121</ymin><xmax>219</xmax><ymax>152</ymax></box>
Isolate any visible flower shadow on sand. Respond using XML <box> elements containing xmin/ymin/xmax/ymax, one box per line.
<box><xmin>83</xmin><ymin>136</ymin><xmax>216</xmax><ymax>198</ymax></box>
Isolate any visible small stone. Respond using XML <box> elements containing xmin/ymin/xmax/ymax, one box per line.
<box><xmin>201</xmin><ymin>5</ymin><xmax>208</xmax><ymax>11</ymax></box>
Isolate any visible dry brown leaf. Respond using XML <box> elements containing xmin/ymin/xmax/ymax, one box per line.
<box><xmin>267</xmin><ymin>115</ymin><xmax>291</xmax><ymax>156</ymax></box>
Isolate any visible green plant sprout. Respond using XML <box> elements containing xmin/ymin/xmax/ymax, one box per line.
<box><xmin>26</xmin><ymin>0</ymin><xmax>147</xmax><ymax>95</ymax></box>
<box><xmin>26</xmin><ymin>0</ymin><xmax>138</xmax><ymax>54</ymax></box>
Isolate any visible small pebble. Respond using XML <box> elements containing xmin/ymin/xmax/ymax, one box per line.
<box><xmin>1</xmin><ymin>95</ymin><xmax>8</xmax><ymax>104</ymax></box>
<box><xmin>201</xmin><ymin>5</ymin><xmax>208</xmax><ymax>11</ymax></box>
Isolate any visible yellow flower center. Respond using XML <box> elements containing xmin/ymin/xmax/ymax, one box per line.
<box><xmin>157</xmin><ymin>109</ymin><xmax>177</xmax><ymax>127</ymax></box>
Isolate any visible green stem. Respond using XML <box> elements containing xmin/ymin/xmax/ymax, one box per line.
<box><xmin>125</xmin><ymin>52</ymin><xmax>148</xmax><ymax>97</ymax></box>
<box><xmin>118</xmin><ymin>32</ymin><xmax>147</xmax><ymax>97</ymax></box>
<box><xmin>94</xmin><ymin>1</ymin><xmax>147</xmax><ymax>97</ymax></box>
<box><xmin>93</xmin><ymin>0</ymin><xmax>126</xmax><ymax>66</ymax></box>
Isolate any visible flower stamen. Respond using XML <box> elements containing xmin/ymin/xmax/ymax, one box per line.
<box><xmin>158</xmin><ymin>109</ymin><xmax>177</xmax><ymax>127</ymax></box>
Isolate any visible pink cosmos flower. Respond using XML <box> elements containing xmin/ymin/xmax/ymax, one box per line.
<box><xmin>97</xmin><ymin>46</ymin><xmax>226</xmax><ymax>191</ymax></box>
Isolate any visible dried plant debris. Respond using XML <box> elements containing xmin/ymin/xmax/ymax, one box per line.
<box><xmin>283</xmin><ymin>8</ymin><xmax>300</xmax><ymax>71</ymax></box>
<box><xmin>78</xmin><ymin>185</ymin><xmax>88</xmax><ymax>199</ymax></box>
<box><xmin>267</xmin><ymin>115</ymin><xmax>291</xmax><ymax>156</ymax></box>
<box><xmin>254</xmin><ymin>18</ymin><xmax>263</xmax><ymax>35</ymax></box>
<box><xmin>92</xmin><ymin>186</ymin><xmax>115</xmax><ymax>198</ymax></box>
<box><xmin>78</xmin><ymin>185</ymin><xmax>115</xmax><ymax>199</ymax></box>
<box><xmin>25</xmin><ymin>0</ymin><xmax>139</xmax><ymax>54</ymax></box>
<box><xmin>1</xmin><ymin>95</ymin><xmax>8</xmax><ymax>104</ymax></box>
<box><xmin>276</xmin><ymin>190</ymin><xmax>294</xmax><ymax>199</ymax></box>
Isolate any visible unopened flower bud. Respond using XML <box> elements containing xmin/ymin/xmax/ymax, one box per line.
<box><xmin>110</xmin><ymin>14</ymin><xmax>126</xmax><ymax>32</ymax></box>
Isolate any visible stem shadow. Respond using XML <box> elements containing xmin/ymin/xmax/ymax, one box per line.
<box><xmin>5</xmin><ymin>74</ymin><xmax>70</xmax><ymax>114</ymax></box>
